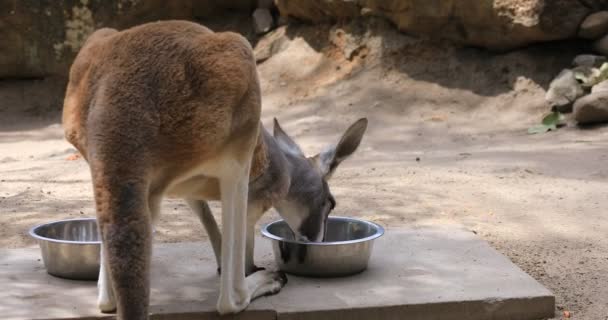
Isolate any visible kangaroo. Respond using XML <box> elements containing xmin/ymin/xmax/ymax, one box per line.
<box><xmin>63</xmin><ymin>20</ymin><xmax>367</xmax><ymax>319</ymax></box>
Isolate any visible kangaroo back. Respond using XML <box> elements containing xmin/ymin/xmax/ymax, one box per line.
<box><xmin>63</xmin><ymin>20</ymin><xmax>263</xmax><ymax>319</ymax></box>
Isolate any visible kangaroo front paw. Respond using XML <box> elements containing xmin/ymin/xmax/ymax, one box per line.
<box><xmin>218</xmin><ymin>264</ymin><xmax>262</xmax><ymax>276</ymax></box>
<box><xmin>246</xmin><ymin>264</ymin><xmax>265</xmax><ymax>276</ymax></box>
<box><xmin>264</xmin><ymin>271</ymin><xmax>288</xmax><ymax>296</ymax></box>
<box><xmin>276</xmin><ymin>271</ymin><xmax>288</xmax><ymax>286</ymax></box>
<box><xmin>247</xmin><ymin>269</ymin><xmax>288</xmax><ymax>299</ymax></box>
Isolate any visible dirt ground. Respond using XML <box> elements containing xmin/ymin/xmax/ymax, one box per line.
<box><xmin>1</xmin><ymin>21</ymin><xmax>607</xmax><ymax>319</ymax></box>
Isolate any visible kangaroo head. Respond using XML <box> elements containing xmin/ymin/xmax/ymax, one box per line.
<box><xmin>272</xmin><ymin>118</ymin><xmax>368</xmax><ymax>242</ymax></box>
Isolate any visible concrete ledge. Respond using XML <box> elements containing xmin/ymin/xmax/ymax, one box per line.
<box><xmin>0</xmin><ymin>226</ymin><xmax>554</xmax><ymax>320</ymax></box>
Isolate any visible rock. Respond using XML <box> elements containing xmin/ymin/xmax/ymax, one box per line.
<box><xmin>253</xmin><ymin>26</ymin><xmax>289</xmax><ymax>62</ymax></box>
<box><xmin>277</xmin><ymin>15</ymin><xmax>290</xmax><ymax>26</ymax></box>
<box><xmin>593</xmin><ymin>34</ymin><xmax>608</xmax><ymax>56</ymax></box>
<box><xmin>592</xmin><ymin>80</ymin><xmax>608</xmax><ymax>93</ymax></box>
<box><xmin>578</xmin><ymin>11</ymin><xmax>608</xmax><ymax>39</ymax></box>
<box><xmin>256</xmin><ymin>0</ymin><xmax>275</xmax><ymax>9</ymax></box>
<box><xmin>253</xmin><ymin>8</ymin><xmax>274</xmax><ymax>34</ymax></box>
<box><xmin>275</xmin><ymin>0</ymin><xmax>591</xmax><ymax>50</ymax></box>
<box><xmin>552</xmin><ymin>103</ymin><xmax>575</xmax><ymax>114</ymax></box>
<box><xmin>574</xmin><ymin>92</ymin><xmax>608</xmax><ymax>124</ymax></box>
<box><xmin>329</xmin><ymin>27</ymin><xmax>364</xmax><ymax>60</ymax></box>
<box><xmin>545</xmin><ymin>69</ymin><xmax>584</xmax><ymax>113</ymax></box>
<box><xmin>0</xmin><ymin>1</ymin><xmax>257</xmax><ymax>79</ymax></box>
<box><xmin>276</xmin><ymin>0</ymin><xmax>360</xmax><ymax>23</ymax></box>
<box><xmin>572</xmin><ymin>65</ymin><xmax>597</xmax><ymax>82</ymax></box>
<box><xmin>572</xmin><ymin>54</ymin><xmax>607</xmax><ymax>68</ymax></box>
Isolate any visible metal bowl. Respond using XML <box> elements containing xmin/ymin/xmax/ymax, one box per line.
<box><xmin>29</xmin><ymin>218</ymin><xmax>100</xmax><ymax>280</ymax></box>
<box><xmin>261</xmin><ymin>216</ymin><xmax>384</xmax><ymax>277</ymax></box>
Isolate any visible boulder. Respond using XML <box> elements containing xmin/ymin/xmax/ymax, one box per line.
<box><xmin>593</xmin><ymin>33</ymin><xmax>608</xmax><ymax>56</ymax></box>
<box><xmin>329</xmin><ymin>27</ymin><xmax>365</xmax><ymax>60</ymax></box>
<box><xmin>578</xmin><ymin>11</ymin><xmax>608</xmax><ymax>39</ymax></box>
<box><xmin>256</xmin><ymin>0</ymin><xmax>275</xmax><ymax>9</ymax></box>
<box><xmin>0</xmin><ymin>0</ymin><xmax>257</xmax><ymax>79</ymax></box>
<box><xmin>592</xmin><ymin>80</ymin><xmax>608</xmax><ymax>93</ymax></box>
<box><xmin>253</xmin><ymin>8</ymin><xmax>274</xmax><ymax>34</ymax></box>
<box><xmin>545</xmin><ymin>69</ymin><xmax>584</xmax><ymax>113</ymax></box>
<box><xmin>275</xmin><ymin>0</ymin><xmax>591</xmax><ymax>50</ymax></box>
<box><xmin>574</xmin><ymin>92</ymin><xmax>608</xmax><ymax>124</ymax></box>
<box><xmin>253</xmin><ymin>26</ymin><xmax>289</xmax><ymax>62</ymax></box>
<box><xmin>572</xmin><ymin>54</ymin><xmax>607</xmax><ymax>68</ymax></box>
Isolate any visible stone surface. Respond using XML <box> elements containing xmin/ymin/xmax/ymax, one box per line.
<box><xmin>275</xmin><ymin>0</ymin><xmax>591</xmax><ymax>50</ymax></box>
<box><xmin>329</xmin><ymin>28</ymin><xmax>363</xmax><ymax>60</ymax></box>
<box><xmin>573</xmin><ymin>54</ymin><xmax>607</xmax><ymax>68</ymax></box>
<box><xmin>0</xmin><ymin>0</ymin><xmax>257</xmax><ymax>79</ymax></box>
<box><xmin>253</xmin><ymin>8</ymin><xmax>274</xmax><ymax>34</ymax></box>
<box><xmin>0</xmin><ymin>227</ymin><xmax>554</xmax><ymax>320</ymax></box>
<box><xmin>593</xmin><ymin>33</ymin><xmax>608</xmax><ymax>56</ymax></box>
<box><xmin>574</xmin><ymin>91</ymin><xmax>608</xmax><ymax>124</ymax></box>
<box><xmin>545</xmin><ymin>69</ymin><xmax>584</xmax><ymax>113</ymax></box>
<box><xmin>256</xmin><ymin>0</ymin><xmax>275</xmax><ymax>9</ymax></box>
<box><xmin>0</xmin><ymin>0</ymin><xmax>599</xmax><ymax>78</ymax></box>
<box><xmin>579</xmin><ymin>11</ymin><xmax>608</xmax><ymax>39</ymax></box>
<box><xmin>254</xmin><ymin>26</ymin><xmax>289</xmax><ymax>62</ymax></box>
<box><xmin>592</xmin><ymin>79</ymin><xmax>608</xmax><ymax>93</ymax></box>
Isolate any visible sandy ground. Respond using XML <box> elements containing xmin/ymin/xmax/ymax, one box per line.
<box><xmin>1</xmin><ymin>22</ymin><xmax>607</xmax><ymax>319</ymax></box>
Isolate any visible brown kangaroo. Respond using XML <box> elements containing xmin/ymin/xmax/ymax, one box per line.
<box><xmin>63</xmin><ymin>20</ymin><xmax>367</xmax><ymax>318</ymax></box>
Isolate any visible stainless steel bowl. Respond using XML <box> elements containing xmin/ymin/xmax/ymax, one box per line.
<box><xmin>29</xmin><ymin>218</ymin><xmax>100</xmax><ymax>280</ymax></box>
<box><xmin>261</xmin><ymin>216</ymin><xmax>384</xmax><ymax>277</ymax></box>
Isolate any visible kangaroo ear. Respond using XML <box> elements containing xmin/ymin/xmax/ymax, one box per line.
<box><xmin>312</xmin><ymin>118</ymin><xmax>368</xmax><ymax>179</ymax></box>
<box><xmin>273</xmin><ymin>118</ymin><xmax>305</xmax><ymax>157</ymax></box>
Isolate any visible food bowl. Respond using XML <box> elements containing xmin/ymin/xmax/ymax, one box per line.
<box><xmin>261</xmin><ymin>216</ymin><xmax>384</xmax><ymax>277</ymax></box>
<box><xmin>29</xmin><ymin>218</ymin><xmax>100</xmax><ymax>280</ymax></box>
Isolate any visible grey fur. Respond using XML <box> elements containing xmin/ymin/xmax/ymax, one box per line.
<box><xmin>196</xmin><ymin>118</ymin><xmax>368</xmax><ymax>268</ymax></box>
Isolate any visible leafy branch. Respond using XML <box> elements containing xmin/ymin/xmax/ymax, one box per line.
<box><xmin>528</xmin><ymin>111</ymin><xmax>564</xmax><ymax>134</ymax></box>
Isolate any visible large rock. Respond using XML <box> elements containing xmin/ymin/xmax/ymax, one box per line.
<box><xmin>578</xmin><ymin>11</ymin><xmax>608</xmax><ymax>39</ymax></box>
<box><xmin>0</xmin><ymin>0</ymin><xmax>257</xmax><ymax>79</ymax></box>
<box><xmin>256</xmin><ymin>0</ymin><xmax>275</xmax><ymax>9</ymax></box>
<box><xmin>572</xmin><ymin>54</ymin><xmax>607</xmax><ymax>68</ymax></box>
<box><xmin>253</xmin><ymin>8</ymin><xmax>274</xmax><ymax>34</ymax></box>
<box><xmin>275</xmin><ymin>0</ymin><xmax>592</xmax><ymax>50</ymax></box>
<box><xmin>593</xmin><ymin>33</ymin><xmax>608</xmax><ymax>56</ymax></box>
<box><xmin>592</xmin><ymin>80</ymin><xmax>608</xmax><ymax>93</ymax></box>
<box><xmin>573</xmin><ymin>92</ymin><xmax>608</xmax><ymax>124</ymax></box>
<box><xmin>545</xmin><ymin>69</ymin><xmax>584</xmax><ymax>113</ymax></box>
<box><xmin>253</xmin><ymin>26</ymin><xmax>289</xmax><ymax>62</ymax></box>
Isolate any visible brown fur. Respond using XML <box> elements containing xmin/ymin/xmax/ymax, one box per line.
<box><xmin>64</xmin><ymin>20</ymin><xmax>265</xmax><ymax>319</ymax></box>
<box><xmin>64</xmin><ymin>20</ymin><xmax>367</xmax><ymax>319</ymax></box>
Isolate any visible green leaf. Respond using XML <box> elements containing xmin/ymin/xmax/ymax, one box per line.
<box><xmin>529</xmin><ymin>111</ymin><xmax>563</xmax><ymax>134</ymax></box>
<box><xmin>542</xmin><ymin>111</ymin><xmax>563</xmax><ymax>126</ymax></box>
<box><xmin>528</xmin><ymin>125</ymin><xmax>551</xmax><ymax>134</ymax></box>
<box><xmin>528</xmin><ymin>123</ymin><xmax>558</xmax><ymax>134</ymax></box>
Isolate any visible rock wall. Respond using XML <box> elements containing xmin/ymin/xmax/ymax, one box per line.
<box><xmin>4</xmin><ymin>0</ymin><xmax>608</xmax><ymax>80</ymax></box>
<box><xmin>275</xmin><ymin>0</ymin><xmax>599</xmax><ymax>51</ymax></box>
<box><xmin>0</xmin><ymin>0</ymin><xmax>257</xmax><ymax>79</ymax></box>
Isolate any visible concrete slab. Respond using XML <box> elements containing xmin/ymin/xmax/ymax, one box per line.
<box><xmin>269</xmin><ymin>226</ymin><xmax>555</xmax><ymax>320</ymax></box>
<box><xmin>0</xmin><ymin>226</ymin><xmax>554</xmax><ymax>320</ymax></box>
